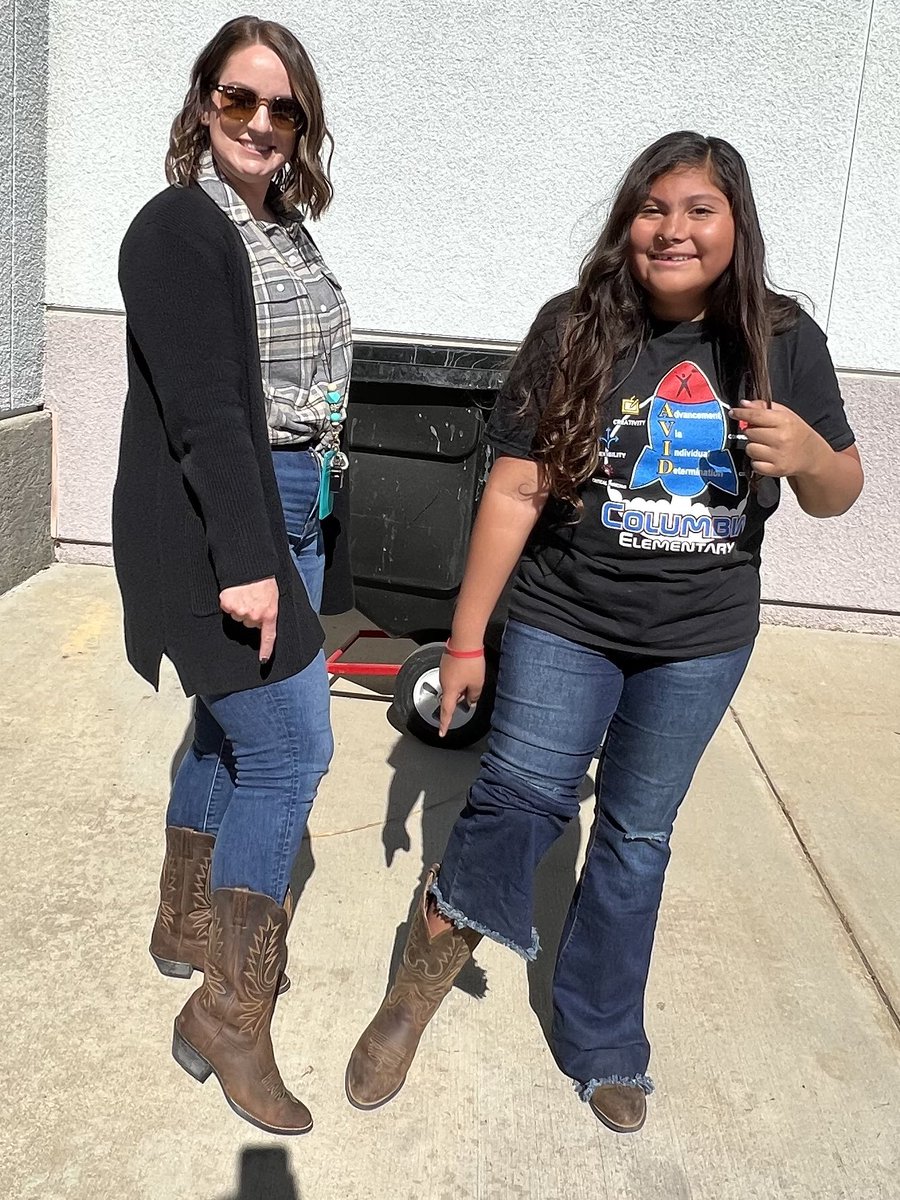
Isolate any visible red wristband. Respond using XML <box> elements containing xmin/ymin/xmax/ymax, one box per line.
<box><xmin>444</xmin><ymin>641</ymin><xmax>485</xmax><ymax>660</ymax></box>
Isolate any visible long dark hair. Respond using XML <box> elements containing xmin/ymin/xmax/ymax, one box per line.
<box><xmin>536</xmin><ymin>131</ymin><xmax>801</xmax><ymax>507</ymax></box>
<box><xmin>165</xmin><ymin>15</ymin><xmax>334</xmax><ymax>217</ymax></box>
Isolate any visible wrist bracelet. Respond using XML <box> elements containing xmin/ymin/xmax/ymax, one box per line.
<box><xmin>444</xmin><ymin>641</ymin><xmax>485</xmax><ymax>660</ymax></box>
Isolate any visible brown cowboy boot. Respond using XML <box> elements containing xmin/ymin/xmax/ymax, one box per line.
<box><xmin>345</xmin><ymin>865</ymin><xmax>481</xmax><ymax>1110</ymax></box>
<box><xmin>149</xmin><ymin>827</ymin><xmax>290</xmax><ymax>992</ymax></box>
<box><xmin>589</xmin><ymin>1084</ymin><xmax>648</xmax><ymax>1133</ymax></box>
<box><xmin>149</xmin><ymin>827</ymin><xmax>215</xmax><ymax>978</ymax></box>
<box><xmin>172</xmin><ymin>887</ymin><xmax>312</xmax><ymax>1135</ymax></box>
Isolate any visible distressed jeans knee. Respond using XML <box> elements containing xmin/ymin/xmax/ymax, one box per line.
<box><xmin>622</xmin><ymin>829</ymin><xmax>669</xmax><ymax>845</ymax></box>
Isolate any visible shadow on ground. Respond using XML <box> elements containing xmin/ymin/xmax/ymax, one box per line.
<box><xmin>217</xmin><ymin>1146</ymin><xmax>301</xmax><ymax>1200</ymax></box>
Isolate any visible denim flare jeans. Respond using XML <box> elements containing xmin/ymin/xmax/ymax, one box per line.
<box><xmin>431</xmin><ymin>619</ymin><xmax>753</xmax><ymax>1100</ymax></box>
<box><xmin>166</xmin><ymin>448</ymin><xmax>332</xmax><ymax>903</ymax></box>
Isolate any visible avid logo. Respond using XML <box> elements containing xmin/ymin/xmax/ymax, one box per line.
<box><xmin>630</xmin><ymin>362</ymin><xmax>739</xmax><ymax>498</ymax></box>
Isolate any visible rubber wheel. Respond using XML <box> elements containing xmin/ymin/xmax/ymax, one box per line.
<box><xmin>388</xmin><ymin>642</ymin><xmax>497</xmax><ymax>749</ymax></box>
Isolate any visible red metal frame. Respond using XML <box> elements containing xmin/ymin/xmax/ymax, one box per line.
<box><xmin>326</xmin><ymin>628</ymin><xmax>403</xmax><ymax>678</ymax></box>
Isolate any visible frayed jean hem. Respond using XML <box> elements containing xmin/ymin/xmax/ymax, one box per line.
<box><xmin>428</xmin><ymin>879</ymin><xmax>540</xmax><ymax>961</ymax></box>
<box><xmin>578</xmin><ymin>1074</ymin><xmax>655</xmax><ymax>1102</ymax></box>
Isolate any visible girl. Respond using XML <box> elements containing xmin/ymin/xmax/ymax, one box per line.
<box><xmin>345</xmin><ymin>131</ymin><xmax>862</xmax><ymax>1133</ymax></box>
<box><xmin>115</xmin><ymin>17</ymin><xmax>352</xmax><ymax>1135</ymax></box>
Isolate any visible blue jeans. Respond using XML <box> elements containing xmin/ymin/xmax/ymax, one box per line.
<box><xmin>270</xmin><ymin>447</ymin><xmax>325</xmax><ymax>613</ymax></box>
<box><xmin>166</xmin><ymin>449</ymin><xmax>331</xmax><ymax>902</ymax></box>
<box><xmin>432</xmin><ymin>620</ymin><xmax>753</xmax><ymax>1098</ymax></box>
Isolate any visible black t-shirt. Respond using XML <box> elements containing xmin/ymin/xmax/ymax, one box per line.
<box><xmin>487</xmin><ymin>290</ymin><xmax>856</xmax><ymax>659</ymax></box>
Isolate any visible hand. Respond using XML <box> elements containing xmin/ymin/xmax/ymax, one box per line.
<box><xmin>731</xmin><ymin>400</ymin><xmax>829</xmax><ymax>480</ymax></box>
<box><xmin>218</xmin><ymin>577</ymin><xmax>279</xmax><ymax>663</ymax></box>
<box><xmin>438</xmin><ymin>653</ymin><xmax>486</xmax><ymax>738</ymax></box>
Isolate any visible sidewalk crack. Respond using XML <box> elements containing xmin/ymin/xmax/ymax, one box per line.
<box><xmin>729</xmin><ymin>705</ymin><xmax>900</xmax><ymax>1041</ymax></box>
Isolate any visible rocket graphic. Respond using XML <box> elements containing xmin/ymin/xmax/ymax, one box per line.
<box><xmin>630</xmin><ymin>361</ymin><xmax>739</xmax><ymax>498</ymax></box>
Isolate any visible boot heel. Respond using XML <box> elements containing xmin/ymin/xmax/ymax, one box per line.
<box><xmin>151</xmin><ymin>952</ymin><xmax>194</xmax><ymax>979</ymax></box>
<box><xmin>172</xmin><ymin>1026</ymin><xmax>213</xmax><ymax>1083</ymax></box>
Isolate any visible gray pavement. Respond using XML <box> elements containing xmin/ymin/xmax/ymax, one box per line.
<box><xmin>1</xmin><ymin>564</ymin><xmax>898</xmax><ymax>1200</ymax></box>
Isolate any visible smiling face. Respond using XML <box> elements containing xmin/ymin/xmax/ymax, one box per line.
<box><xmin>202</xmin><ymin>42</ymin><xmax>297</xmax><ymax>203</ymax></box>
<box><xmin>628</xmin><ymin>165</ymin><xmax>736</xmax><ymax>321</ymax></box>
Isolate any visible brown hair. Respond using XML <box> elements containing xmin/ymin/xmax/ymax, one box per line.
<box><xmin>165</xmin><ymin>15</ymin><xmax>333</xmax><ymax>218</ymax></box>
<box><xmin>534</xmin><ymin>131</ymin><xmax>801</xmax><ymax>507</ymax></box>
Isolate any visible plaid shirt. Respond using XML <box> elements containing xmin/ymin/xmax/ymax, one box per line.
<box><xmin>196</xmin><ymin>151</ymin><xmax>352</xmax><ymax>451</ymax></box>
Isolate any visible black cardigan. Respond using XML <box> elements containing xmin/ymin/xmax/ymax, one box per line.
<box><xmin>114</xmin><ymin>184</ymin><xmax>352</xmax><ymax>697</ymax></box>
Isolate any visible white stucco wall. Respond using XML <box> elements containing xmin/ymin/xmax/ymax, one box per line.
<box><xmin>47</xmin><ymin>0</ymin><xmax>896</xmax><ymax>368</ymax></box>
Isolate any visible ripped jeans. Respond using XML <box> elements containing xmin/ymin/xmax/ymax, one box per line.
<box><xmin>433</xmin><ymin>620</ymin><xmax>753</xmax><ymax>1098</ymax></box>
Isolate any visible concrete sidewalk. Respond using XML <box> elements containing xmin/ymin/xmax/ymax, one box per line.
<box><xmin>1</xmin><ymin>564</ymin><xmax>898</xmax><ymax>1200</ymax></box>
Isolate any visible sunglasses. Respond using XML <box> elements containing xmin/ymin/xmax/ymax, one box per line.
<box><xmin>212</xmin><ymin>83</ymin><xmax>307</xmax><ymax>134</ymax></box>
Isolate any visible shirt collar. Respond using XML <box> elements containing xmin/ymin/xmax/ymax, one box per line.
<box><xmin>196</xmin><ymin>149</ymin><xmax>254</xmax><ymax>225</ymax></box>
<box><xmin>196</xmin><ymin>149</ymin><xmax>303</xmax><ymax>234</ymax></box>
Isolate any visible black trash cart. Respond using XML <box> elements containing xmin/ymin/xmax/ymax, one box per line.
<box><xmin>344</xmin><ymin>338</ymin><xmax>515</xmax><ymax>748</ymax></box>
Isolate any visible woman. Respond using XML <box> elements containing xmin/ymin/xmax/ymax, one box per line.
<box><xmin>114</xmin><ymin>16</ymin><xmax>352</xmax><ymax>1135</ymax></box>
<box><xmin>345</xmin><ymin>131</ymin><xmax>863</xmax><ymax>1133</ymax></box>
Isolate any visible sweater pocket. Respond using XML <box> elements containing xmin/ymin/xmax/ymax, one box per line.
<box><xmin>183</xmin><ymin>509</ymin><xmax>222</xmax><ymax>617</ymax></box>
